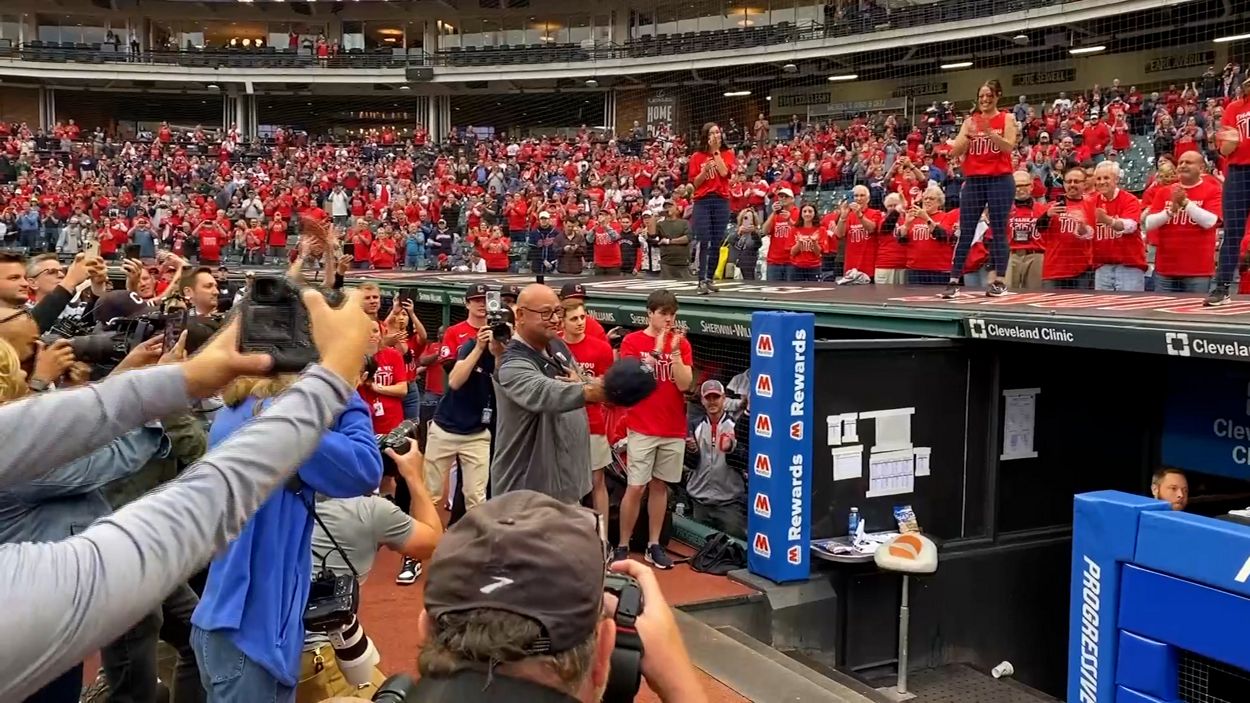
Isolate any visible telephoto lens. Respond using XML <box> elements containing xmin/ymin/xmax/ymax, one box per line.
<box><xmin>328</xmin><ymin>615</ymin><xmax>381</xmax><ymax>687</ymax></box>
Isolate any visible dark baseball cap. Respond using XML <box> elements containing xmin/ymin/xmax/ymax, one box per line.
<box><xmin>500</xmin><ymin>283</ymin><xmax>522</xmax><ymax>300</ymax></box>
<box><xmin>95</xmin><ymin>290</ymin><xmax>153</xmax><ymax>329</ymax></box>
<box><xmin>559</xmin><ymin>282</ymin><xmax>587</xmax><ymax>300</ymax></box>
<box><xmin>465</xmin><ymin>283</ymin><xmax>489</xmax><ymax>301</ymax></box>
<box><xmin>423</xmin><ymin>490</ymin><xmax>605</xmax><ymax>654</ymax></box>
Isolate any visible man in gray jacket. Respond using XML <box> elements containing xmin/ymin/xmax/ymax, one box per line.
<box><xmin>492</xmin><ymin>284</ymin><xmax>604</xmax><ymax>504</ymax></box>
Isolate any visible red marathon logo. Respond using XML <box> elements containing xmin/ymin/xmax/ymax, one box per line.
<box><xmin>753</xmin><ymin>493</ymin><xmax>772</xmax><ymax>518</ymax></box>
<box><xmin>754</xmin><ymin>454</ymin><xmax>773</xmax><ymax>478</ymax></box>
<box><xmin>753</xmin><ymin>533</ymin><xmax>771</xmax><ymax>558</ymax></box>
<box><xmin>789</xmin><ymin>422</ymin><xmax>804</xmax><ymax>440</ymax></box>
<box><xmin>756</xmin><ymin>334</ymin><xmax>774</xmax><ymax>358</ymax></box>
<box><xmin>754</xmin><ymin>414</ymin><xmax>773</xmax><ymax>438</ymax></box>
<box><xmin>755</xmin><ymin>373</ymin><xmax>774</xmax><ymax>398</ymax></box>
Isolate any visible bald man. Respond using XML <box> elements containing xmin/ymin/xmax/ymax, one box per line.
<box><xmin>491</xmin><ymin>284</ymin><xmax>605</xmax><ymax>504</ymax></box>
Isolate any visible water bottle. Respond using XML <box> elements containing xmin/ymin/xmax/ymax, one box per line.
<box><xmin>675</xmin><ymin>502</ymin><xmax>686</xmax><ymax>518</ymax></box>
<box><xmin>848</xmin><ymin>507</ymin><xmax>861</xmax><ymax>536</ymax></box>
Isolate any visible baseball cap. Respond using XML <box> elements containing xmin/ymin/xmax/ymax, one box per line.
<box><xmin>500</xmin><ymin>283</ymin><xmax>522</xmax><ymax>299</ymax></box>
<box><xmin>423</xmin><ymin>490</ymin><xmax>605</xmax><ymax>654</ymax></box>
<box><xmin>778</xmin><ymin>187</ymin><xmax>794</xmax><ymax>198</ymax></box>
<box><xmin>465</xmin><ymin>283</ymin><xmax>489</xmax><ymax>300</ymax></box>
<box><xmin>701</xmin><ymin>380</ymin><xmax>725</xmax><ymax>397</ymax></box>
<box><xmin>538</xmin><ymin>211</ymin><xmax>551</xmax><ymax>219</ymax></box>
<box><xmin>559</xmin><ymin>282</ymin><xmax>586</xmax><ymax>300</ymax></box>
<box><xmin>95</xmin><ymin>290</ymin><xmax>153</xmax><ymax>329</ymax></box>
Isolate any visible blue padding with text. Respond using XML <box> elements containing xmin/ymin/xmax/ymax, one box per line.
<box><xmin>1134</xmin><ymin>511</ymin><xmax>1250</xmax><ymax>599</ymax></box>
<box><xmin>1119</xmin><ymin>565</ymin><xmax>1250</xmax><ymax>674</ymax></box>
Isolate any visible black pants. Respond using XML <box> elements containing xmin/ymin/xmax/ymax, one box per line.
<box><xmin>23</xmin><ymin>664</ymin><xmax>82</xmax><ymax>703</ymax></box>
<box><xmin>950</xmin><ymin>174</ymin><xmax>1013</xmax><ymax>278</ymax></box>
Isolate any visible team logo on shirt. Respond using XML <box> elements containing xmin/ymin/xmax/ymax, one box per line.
<box><xmin>755</xmin><ymin>334</ymin><xmax>774</xmax><ymax>358</ymax></box>
<box><xmin>753</xmin><ymin>493</ymin><xmax>772</xmax><ymax>518</ymax></box>
<box><xmin>753</xmin><ymin>454</ymin><xmax>773</xmax><ymax>478</ymax></box>
<box><xmin>755</xmin><ymin>373</ymin><xmax>774</xmax><ymax>398</ymax></box>
<box><xmin>754</xmin><ymin>413</ymin><xmax>773</xmax><ymax>438</ymax></box>
<box><xmin>752</xmin><ymin>532</ymin><xmax>772</xmax><ymax>558</ymax></box>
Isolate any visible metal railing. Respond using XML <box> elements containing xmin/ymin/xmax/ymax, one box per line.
<box><xmin>0</xmin><ymin>0</ymin><xmax>1063</xmax><ymax>72</ymax></box>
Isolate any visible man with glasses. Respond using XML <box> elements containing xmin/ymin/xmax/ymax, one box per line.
<box><xmin>1038</xmin><ymin>167</ymin><xmax>1096</xmax><ymax>290</ymax></box>
<box><xmin>493</xmin><ymin>284</ymin><xmax>605</xmax><ymax>504</ymax></box>
<box><xmin>26</xmin><ymin>254</ymin><xmax>107</xmax><ymax>327</ymax></box>
<box><xmin>2</xmin><ymin>251</ymin><xmax>106</xmax><ymax>332</ymax></box>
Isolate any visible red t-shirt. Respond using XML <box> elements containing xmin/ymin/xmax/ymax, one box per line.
<box><xmin>440</xmin><ymin>321</ymin><xmax>480</xmax><ymax>364</ymax></box>
<box><xmin>842</xmin><ymin>208</ymin><xmax>882</xmax><ymax>276</ymax></box>
<box><xmin>688</xmin><ymin>149</ymin><xmax>736</xmax><ymax>199</ymax></box>
<box><xmin>766</xmin><ymin>212</ymin><xmax>796</xmax><ymax>265</ymax></box>
<box><xmin>1148</xmin><ymin>177</ymin><xmax>1223</xmax><ymax>277</ymax></box>
<box><xmin>360</xmin><ymin>347</ymin><xmax>408</xmax><ymax>433</ymax></box>
<box><xmin>198</xmin><ymin>225</ymin><xmax>222</xmax><ymax>262</ymax></box>
<box><xmin>370</xmin><ymin>239</ymin><xmax>398</xmax><ymax>270</ymax></box>
<box><xmin>791</xmin><ymin>224</ymin><xmax>822</xmax><ymax>269</ymax></box>
<box><xmin>962</xmin><ymin>111</ymin><xmax>1013</xmax><ymax>177</ymax></box>
<box><xmin>1087</xmin><ymin>189</ymin><xmax>1145</xmax><ymax>270</ymax></box>
<box><xmin>421</xmin><ymin>340</ymin><xmax>445</xmax><ymax>396</ymax></box>
<box><xmin>619</xmin><ymin>330</ymin><xmax>693</xmax><ymax>439</ymax></box>
<box><xmin>565</xmin><ymin>335</ymin><xmax>615</xmax><ymax>435</ymax></box>
<box><xmin>904</xmin><ymin>212</ymin><xmax>955</xmax><ymax>272</ymax></box>
<box><xmin>1007</xmin><ymin>202</ymin><xmax>1046</xmax><ymax>252</ymax></box>
<box><xmin>1041</xmin><ymin>199</ymin><xmax>1094</xmax><ymax>280</ymax></box>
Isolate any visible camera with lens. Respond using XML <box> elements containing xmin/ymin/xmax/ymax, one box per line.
<box><xmin>484</xmin><ymin>291</ymin><xmax>513</xmax><ymax>344</ymax></box>
<box><xmin>238</xmin><ymin>275</ymin><xmax>345</xmax><ymax>374</ymax></box>
<box><xmin>603</xmin><ymin>572</ymin><xmax>645</xmax><ymax>703</ymax></box>
<box><xmin>376</xmin><ymin>419</ymin><xmax>419</xmax><ymax>476</ymax></box>
<box><xmin>41</xmin><ymin>312</ymin><xmax>171</xmax><ymax>370</ymax></box>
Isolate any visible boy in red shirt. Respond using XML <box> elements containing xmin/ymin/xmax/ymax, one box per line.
<box><xmin>562</xmin><ymin>298</ymin><xmax>616</xmax><ymax>540</ymax></box>
<box><xmin>615</xmin><ymin>290</ymin><xmax>694</xmax><ymax>570</ymax></box>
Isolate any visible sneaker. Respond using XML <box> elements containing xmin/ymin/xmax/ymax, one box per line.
<box><xmin>396</xmin><ymin>557</ymin><xmax>422</xmax><ymax>585</ymax></box>
<box><xmin>696</xmin><ymin>280</ymin><xmax>711</xmax><ymax>295</ymax></box>
<box><xmin>1204</xmin><ymin>284</ymin><xmax>1232</xmax><ymax>307</ymax></box>
<box><xmin>706</xmin><ymin>279</ymin><xmax>721</xmax><ymax>293</ymax></box>
<box><xmin>939</xmin><ymin>283</ymin><xmax>960</xmax><ymax>299</ymax></box>
<box><xmin>610</xmin><ymin>545</ymin><xmax>630</xmax><ymax>564</ymax></box>
<box><xmin>986</xmin><ymin>280</ymin><xmax>1008</xmax><ymax>297</ymax></box>
<box><xmin>645</xmin><ymin>544</ymin><xmax>674</xmax><ymax>570</ymax></box>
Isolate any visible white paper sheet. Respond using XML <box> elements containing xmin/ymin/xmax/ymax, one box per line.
<box><xmin>867</xmin><ymin>448</ymin><xmax>915</xmax><ymax>497</ymax></box>
<box><xmin>832</xmin><ymin>445</ymin><xmax>863</xmax><ymax>481</ymax></box>
<box><xmin>914</xmin><ymin>447</ymin><xmax>932</xmax><ymax>477</ymax></box>
<box><xmin>1001</xmin><ymin>389</ymin><xmax>1040</xmax><ymax>461</ymax></box>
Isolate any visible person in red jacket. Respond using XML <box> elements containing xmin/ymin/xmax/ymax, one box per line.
<box><xmin>1143</xmin><ymin>150</ymin><xmax>1223</xmax><ymax>293</ymax></box>
<box><xmin>561</xmin><ymin>297</ymin><xmax>615</xmax><ymax>541</ymax></box>
<box><xmin>834</xmin><ymin>185</ymin><xmax>882</xmax><ymax>280</ymax></box>
<box><xmin>1085</xmin><ymin>160</ymin><xmax>1145</xmax><ymax>291</ymax></box>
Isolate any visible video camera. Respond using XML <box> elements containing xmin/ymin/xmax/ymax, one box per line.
<box><xmin>376</xmin><ymin>419</ymin><xmax>419</xmax><ymax>476</ymax></box>
<box><xmin>484</xmin><ymin>290</ymin><xmax>512</xmax><ymax>344</ymax></box>
<box><xmin>238</xmin><ymin>275</ymin><xmax>345</xmax><ymax>374</ymax></box>
<box><xmin>41</xmin><ymin>311</ymin><xmax>174</xmax><ymax>370</ymax></box>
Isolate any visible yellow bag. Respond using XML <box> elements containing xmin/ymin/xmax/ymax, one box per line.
<box><xmin>714</xmin><ymin>246</ymin><xmax>732</xmax><ymax>279</ymax></box>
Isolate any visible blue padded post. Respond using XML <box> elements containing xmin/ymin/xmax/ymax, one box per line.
<box><xmin>1115</xmin><ymin>632</ymin><xmax>1177</xmax><ymax>700</ymax></box>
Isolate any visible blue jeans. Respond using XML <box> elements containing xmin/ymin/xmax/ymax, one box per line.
<box><xmin>951</xmin><ymin>174</ymin><xmax>1014</xmax><ymax>277</ymax></box>
<box><xmin>405</xmin><ymin>253</ymin><xmax>424</xmax><ymax>270</ymax></box>
<box><xmin>402</xmin><ymin>381</ymin><xmax>422</xmax><ymax>420</ymax></box>
<box><xmin>1094</xmin><ymin>264</ymin><xmax>1145</xmax><ymax>292</ymax></box>
<box><xmin>1154</xmin><ymin>274</ymin><xmax>1211</xmax><ymax>293</ymax></box>
<box><xmin>192</xmin><ymin>627</ymin><xmax>293</xmax><ymax>703</ymax></box>
<box><xmin>1043</xmin><ymin>272</ymin><xmax>1094</xmax><ymax>290</ymax></box>
<box><xmin>691</xmin><ymin>195</ymin><xmax>731</xmax><ymax>281</ymax></box>
<box><xmin>766</xmin><ymin>263</ymin><xmax>792</xmax><ymax>282</ymax></box>
<box><xmin>908</xmin><ymin>270</ymin><xmax>948</xmax><ymax>285</ymax></box>
<box><xmin>1217</xmin><ymin>165</ymin><xmax>1250</xmax><ymax>286</ymax></box>
<box><xmin>791</xmin><ymin>266</ymin><xmax>820</xmax><ymax>281</ymax></box>
<box><xmin>963</xmin><ymin>267</ymin><xmax>989</xmax><ymax>290</ymax></box>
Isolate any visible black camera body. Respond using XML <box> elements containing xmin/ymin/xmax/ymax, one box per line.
<box><xmin>377</xmin><ymin>419</ymin><xmax>418</xmax><ymax>476</ymax></box>
<box><xmin>304</xmin><ymin>568</ymin><xmax>360</xmax><ymax>634</ymax></box>
<box><xmin>238</xmin><ymin>275</ymin><xmax>345</xmax><ymax>374</ymax></box>
<box><xmin>42</xmin><ymin>311</ymin><xmax>172</xmax><ymax>369</ymax></box>
<box><xmin>484</xmin><ymin>291</ymin><xmax>512</xmax><ymax>343</ymax></box>
<box><xmin>603</xmin><ymin>572</ymin><xmax>646</xmax><ymax>703</ymax></box>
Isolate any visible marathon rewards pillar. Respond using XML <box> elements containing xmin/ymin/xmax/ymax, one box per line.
<box><xmin>746</xmin><ymin>312</ymin><xmax>815</xmax><ymax>583</ymax></box>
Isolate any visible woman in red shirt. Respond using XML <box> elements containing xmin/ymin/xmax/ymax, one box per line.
<box><xmin>903</xmin><ymin>187</ymin><xmax>955</xmax><ymax>285</ymax></box>
<box><xmin>790</xmin><ymin>204</ymin><xmax>822</xmax><ymax>281</ymax></box>
<box><xmin>687</xmin><ymin>122</ymin><xmax>735</xmax><ymax>295</ymax></box>
<box><xmin>943</xmin><ymin>79</ymin><xmax>1018</xmax><ymax>298</ymax></box>
<box><xmin>369</xmin><ymin>231</ymin><xmax>399</xmax><ymax>270</ymax></box>
<box><xmin>480</xmin><ymin>225</ymin><xmax>511</xmax><ymax>273</ymax></box>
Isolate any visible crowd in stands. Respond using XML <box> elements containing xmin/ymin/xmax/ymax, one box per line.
<box><xmin>0</xmin><ymin>60</ymin><xmax>1246</xmax><ymax>299</ymax></box>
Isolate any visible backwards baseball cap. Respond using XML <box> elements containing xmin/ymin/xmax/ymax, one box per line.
<box><xmin>423</xmin><ymin>490</ymin><xmax>605</xmax><ymax>654</ymax></box>
<box><xmin>95</xmin><ymin>290</ymin><xmax>153</xmax><ymax>329</ymax></box>
<box><xmin>701</xmin><ymin>380</ymin><xmax>725</xmax><ymax>397</ymax></box>
<box><xmin>559</xmin><ymin>282</ymin><xmax>586</xmax><ymax>300</ymax></box>
<box><xmin>465</xmin><ymin>283</ymin><xmax>490</xmax><ymax>300</ymax></box>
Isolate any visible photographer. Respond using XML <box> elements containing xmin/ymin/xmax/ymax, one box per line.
<box><xmin>410</xmin><ymin>490</ymin><xmax>708</xmax><ymax>703</ymax></box>
<box><xmin>298</xmin><ymin>443</ymin><xmax>443</xmax><ymax>702</ymax></box>
<box><xmin>0</xmin><ymin>290</ymin><xmax>375</xmax><ymax>700</ymax></box>
<box><xmin>0</xmin><ymin>251</ymin><xmax>106</xmax><ymax>333</ymax></box>
<box><xmin>493</xmin><ymin>284</ymin><xmax>604</xmax><ymax>504</ymax></box>
<box><xmin>26</xmin><ymin>253</ymin><xmax>108</xmax><ymax>327</ymax></box>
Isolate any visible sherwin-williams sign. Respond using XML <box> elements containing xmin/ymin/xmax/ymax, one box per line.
<box><xmin>746</xmin><ymin>311</ymin><xmax>815</xmax><ymax>583</ymax></box>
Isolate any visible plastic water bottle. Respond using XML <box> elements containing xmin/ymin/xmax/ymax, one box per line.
<box><xmin>675</xmin><ymin>502</ymin><xmax>686</xmax><ymax>518</ymax></box>
<box><xmin>848</xmin><ymin>507</ymin><xmax>861</xmax><ymax>536</ymax></box>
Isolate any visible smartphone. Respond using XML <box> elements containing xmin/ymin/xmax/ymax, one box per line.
<box><xmin>163</xmin><ymin>309</ymin><xmax>189</xmax><ymax>352</ymax></box>
<box><xmin>124</xmin><ymin>244</ymin><xmax>142</xmax><ymax>261</ymax></box>
<box><xmin>84</xmin><ymin>238</ymin><xmax>101</xmax><ymax>259</ymax></box>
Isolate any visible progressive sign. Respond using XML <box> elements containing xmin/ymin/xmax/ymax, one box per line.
<box><xmin>746</xmin><ymin>311</ymin><xmax>815</xmax><ymax>583</ymax></box>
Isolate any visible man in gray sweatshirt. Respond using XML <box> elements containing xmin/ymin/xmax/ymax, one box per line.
<box><xmin>0</xmin><ymin>288</ymin><xmax>374</xmax><ymax>701</ymax></box>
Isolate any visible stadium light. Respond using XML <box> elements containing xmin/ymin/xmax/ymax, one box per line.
<box><xmin>724</xmin><ymin>90</ymin><xmax>752</xmax><ymax>97</ymax></box>
<box><xmin>1069</xmin><ymin>45</ymin><xmax>1106</xmax><ymax>55</ymax></box>
<box><xmin>827</xmin><ymin>74</ymin><xmax>858</xmax><ymax>81</ymax></box>
<box><xmin>940</xmin><ymin>61</ymin><xmax>972</xmax><ymax>69</ymax></box>
<box><xmin>1215</xmin><ymin>33</ymin><xmax>1250</xmax><ymax>43</ymax></box>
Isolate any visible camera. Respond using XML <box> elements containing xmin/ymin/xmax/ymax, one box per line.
<box><xmin>484</xmin><ymin>291</ymin><xmax>512</xmax><ymax>344</ymax></box>
<box><xmin>603</xmin><ymin>572</ymin><xmax>645</xmax><ymax>703</ymax></box>
<box><xmin>377</xmin><ymin>419</ymin><xmax>419</xmax><ymax>476</ymax></box>
<box><xmin>371</xmin><ymin>674</ymin><xmax>418</xmax><ymax>702</ymax></box>
<box><xmin>238</xmin><ymin>275</ymin><xmax>345</xmax><ymax>374</ymax></box>
<box><xmin>41</xmin><ymin>312</ymin><xmax>172</xmax><ymax>369</ymax></box>
<box><xmin>304</xmin><ymin>566</ymin><xmax>359</xmax><ymax>635</ymax></box>
<box><xmin>328</xmin><ymin>615</ymin><xmax>381</xmax><ymax>687</ymax></box>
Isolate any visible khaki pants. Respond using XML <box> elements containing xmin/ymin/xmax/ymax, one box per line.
<box><xmin>296</xmin><ymin>646</ymin><xmax>387</xmax><ymax>703</ymax></box>
<box><xmin>873</xmin><ymin>268</ymin><xmax>907</xmax><ymax>285</ymax></box>
<box><xmin>424</xmin><ymin>422</ymin><xmax>491</xmax><ymax>508</ymax></box>
<box><xmin>1007</xmin><ymin>251</ymin><xmax>1044</xmax><ymax>290</ymax></box>
<box><xmin>660</xmin><ymin>263</ymin><xmax>692</xmax><ymax>280</ymax></box>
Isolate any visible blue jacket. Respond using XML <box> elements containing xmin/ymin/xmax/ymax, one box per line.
<box><xmin>191</xmin><ymin>392</ymin><xmax>381</xmax><ymax>686</ymax></box>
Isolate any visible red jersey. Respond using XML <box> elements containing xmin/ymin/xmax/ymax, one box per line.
<box><xmin>766</xmin><ymin>215</ymin><xmax>795</xmax><ymax>265</ymax></box>
<box><xmin>370</xmin><ymin>239</ymin><xmax>398</xmax><ymax>269</ymax></box>
<box><xmin>1148</xmin><ymin>177</ymin><xmax>1223</xmax><ymax>277</ymax></box>
<box><xmin>360</xmin><ymin>347</ymin><xmax>408</xmax><ymax>433</ymax></box>
<box><xmin>904</xmin><ymin>211</ymin><xmax>954</xmax><ymax>272</ymax></box>
<box><xmin>841</xmin><ymin>208</ymin><xmax>882</xmax><ymax>276</ymax></box>
<box><xmin>1221</xmin><ymin>97</ymin><xmax>1250</xmax><ymax>168</ymax></box>
<box><xmin>565</xmin><ymin>335</ymin><xmax>614</xmax><ymax>435</ymax></box>
<box><xmin>1041</xmin><ymin>199</ymin><xmax>1094</xmax><ymax>280</ymax></box>
<box><xmin>1007</xmin><ymin>202</ymin><xmax>1046</xmax><ymax>252</ymax></box>
<box><xmin>421</xmin><ymin>340</ymin><xmax>445</xmax><ymax>396</ymax></box>
<box><xmin>875</xmin><ymin>210</ymin><xmax>908</xmax><ymax>269</ymax></box>
<box><xmin>688</xmin><ymin>150</ymin><xmax>736</xmax><ymax>199</ymax></box>
<box><xmin>440</xmin><ymin>320</ymin><xmax>481</xmax><ymax>364</ymax></box>
<box><xmin>962</xmin><ymin>111</ymin><xmax>1013</xmax><ymax>177</ymax></box>
<box><xmin>791</xmin><ymin>224</ymin><xmax>822</xmax><ymax>270</ymax></box>
<box><xmin>591</xmin><ymin>228</ymin><xmax>623</xmax><ymax>268</ymax></box>
<box><xmin>1087</xmin><ymin>189</ymin><xmax>1145</xmax><ymax>270</ymax></box>
<box><xmin>619</xmin><ymin>330</ymin><xmax>693</xmax><ymax>438</ymax></box>
<box><xmin>197</xmin><ymin>224</ymin><xmax>223</xmax><ymax>262</ymax></box>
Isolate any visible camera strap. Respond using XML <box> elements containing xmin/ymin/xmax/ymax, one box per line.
<box><xmin>289</xmin><ymin>476</ymin><xmax>361</xmax><ymax>580</ymax></box>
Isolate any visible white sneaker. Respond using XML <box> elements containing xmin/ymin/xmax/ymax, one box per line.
<box><xmin>396</xmin><ymin>557</ymin><xmax>422</xmax><ymax>585</ymax></box>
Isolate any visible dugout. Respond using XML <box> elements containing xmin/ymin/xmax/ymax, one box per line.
<box><xmin>209</xmin><ymin>269</ymin><xmax>1250</xmax><ymax>699</ymax></box>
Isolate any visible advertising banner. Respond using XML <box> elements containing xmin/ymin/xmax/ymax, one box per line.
<box><xmin>746</xmin><ymin>312</ymin><xmax>815</xmax><ymax>583</ymax></box>
<box><xmin>646</xmin><ymin>95</ymin><xmax>678</xmax><ymax>134</ymax></box>
<box><xmin>1161</xmin><ymin>364</ymin><xmax>1250</xmax><ymax>480</ymax></box>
